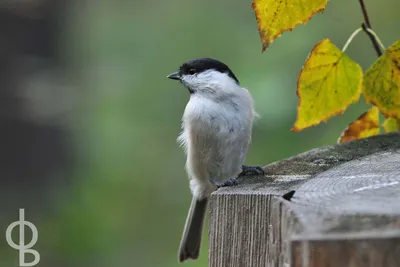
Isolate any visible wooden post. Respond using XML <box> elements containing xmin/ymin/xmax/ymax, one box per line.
<box><xmin>209</xmin><ymin>132</ymin><xmax>400</xmax><ymax>267</ymax></box>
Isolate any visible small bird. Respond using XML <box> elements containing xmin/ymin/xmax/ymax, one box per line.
<box><xmin>167</xmin><ymin>58</ymin><xmax>263</xmax><ymax>262</ymax></box>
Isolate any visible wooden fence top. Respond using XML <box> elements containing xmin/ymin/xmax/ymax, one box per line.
<box><xmin>209</xmin><ymin>132</ymin><xmax>400</xmax><ymax>267</ymax></box>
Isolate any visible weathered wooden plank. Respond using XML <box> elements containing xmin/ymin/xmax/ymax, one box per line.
<box><xmin>291</xmin><ymin>232</ymin><xmax>400</xmax><ymax>267</ymax></box>
<box><xmin>209</xmin><ymin>132</ymin><xmax>400</xmax><ymax>267</ymax></box>
<box><xmin>209</xmin><ymin>193</ymin><xmax>299</xmax><ymax>267</ymax></box>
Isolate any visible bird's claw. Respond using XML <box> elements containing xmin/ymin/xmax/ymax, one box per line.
<box><xmin>239</xmin><ymin>165</ymin><xmax>265</xmax><ymax>176</ymax></box>
<box><xmin>210</xmin><ymin>178</ymin><xmax>238</xmax><ymax>188</ymax></box>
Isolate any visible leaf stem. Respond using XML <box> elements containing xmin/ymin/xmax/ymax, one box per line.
<box><xmin>363</xmin><ymin>26</ymin><xmax>385</xmax><ymax>52</ymax></box>
<box><xmin>358</xmin><ymin>0</ymin><xmax>383</xmax><ymax>56</ymax></box>
<box><xmin>342</xmin><ymin>28</ymin><xmax>362</xmax><ymax>53</ymax></box>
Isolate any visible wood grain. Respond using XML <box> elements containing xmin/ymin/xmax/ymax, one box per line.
<box><xmin>209</xmin><ymin>132</ymin><xmax>400</xmax><ymax>267</ymax></box>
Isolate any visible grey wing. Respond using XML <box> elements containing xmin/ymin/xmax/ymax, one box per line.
<box><xmin>208</xmin><ymin>125</ymin><xmax>251</xmax><ymax>181</ymax></box>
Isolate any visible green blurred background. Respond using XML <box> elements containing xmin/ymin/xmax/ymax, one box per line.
<box><xmin>0</xmin><ymin>0</ymin><xmax>398</xmax><ymax>266</ymax></box>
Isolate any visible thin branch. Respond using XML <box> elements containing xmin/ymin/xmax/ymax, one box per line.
<box><xmin>363</xmin><ymin>27</ymin><xmax>385</xmax><ymax>51</ymax></box>
<box><xmin>362</xmin><ymin>23</ymin><xmax>383</xmax><ymax>56</ymax></box>
<box><xmin>358</xmin><ymin>0</ymin><xmax>383</xmax><ymax>57</ymax></box>
<box><xmin>358</xmin><ymin>0</ymin><xmax>372</xmax><ymax>28</ymax></box>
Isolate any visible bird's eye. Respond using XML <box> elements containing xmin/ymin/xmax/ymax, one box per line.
<box><xmin>188</xmin><ymin>69</ymin><xmax>196</xmax><ymax>75</ymax></box>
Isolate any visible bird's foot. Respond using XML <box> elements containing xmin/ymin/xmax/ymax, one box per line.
<box><xmin>239</xmin><ymin>165</ymin><xmax>265</xmax><ymax>177</ymax></box>
<box><xmin>210</xmin><ymin>178</ymin><xmax>238</xmax><ymax>188</ymax></box>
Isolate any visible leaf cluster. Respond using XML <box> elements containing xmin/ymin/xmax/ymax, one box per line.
<box><xmin>252</xmin><ymin>0</ymin><xmax>400</xmax><ymax>141</ymax></box>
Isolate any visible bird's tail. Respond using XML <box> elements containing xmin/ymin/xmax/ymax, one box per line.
<box><xmin>178</xmin><ymin>197</ymin><xmax>208</xmax><ymax>262</ymax></box>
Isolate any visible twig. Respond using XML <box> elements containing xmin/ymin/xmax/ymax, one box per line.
<box><xmin>359</xmin><ymin>0</ymin><xmax>383</xmax><ymax>56</ymax></box>
<box><xmin>358</xmin><ymin>0</ymin><xmax>372</xmax><ymax>28</ymax></box>
<box><xmin>358</xmin><ymin>0</ymin><xmax>383</xmax><ymax>56</ymax></box>
<box><xmin>362</xmin><ymin>23</ymin><xmax>383</xmax><ymax>56</ymax></box>
<box><xmin>363</xmin><ymin>27</ymin><xmax>385</xmax><ymax>52</ymax></box>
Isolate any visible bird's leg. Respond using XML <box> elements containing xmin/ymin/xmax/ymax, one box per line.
<box><xmin>210</xmin><ymin>178</ymin><xmax>238</xmax><ymax>188</ymax></box>
<box><xmin>239</xmin><ymin>165</ymin><xmax>265</xmax><ymax>176</ymax></box>
<box><xmin>210</xmin><ymin>165</ymin><xmax>265</xmax><ymax>188</ymax></box>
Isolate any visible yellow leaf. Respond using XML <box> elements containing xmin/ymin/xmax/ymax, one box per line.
<box><xmin>364</xmin><ymin>40</ymin><xmax>400</xmax><ymax>119</ymax></box>
<box><xmin>252</xmin><ymin>0</ymin><xmax>327</xmax><ymax>51</ymax></box>
<box><xmin>338</xmin><ymin>106</ymin><xmax>380</xmax><ymax>144</ymax></box>
<box><xmin>292</xmin><ymin>39</ymin><xmax>363</xmax><ymax>132</ymax></box>
<box><xmin>383</xmin><ymin>117</ymin><xmax>400</xmax><ymax>132</ymax></box>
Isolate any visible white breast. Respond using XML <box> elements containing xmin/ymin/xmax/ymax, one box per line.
<box><xmin>179</xmin><ymin>88</ymin><xmax>256</xmax><ymax>181</ymax></box>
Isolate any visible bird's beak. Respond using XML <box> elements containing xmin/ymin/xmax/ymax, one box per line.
<box><xmin>167</xmin><ymin>71</ymin><xmax>181</xmax><ymax>80</ymax></box>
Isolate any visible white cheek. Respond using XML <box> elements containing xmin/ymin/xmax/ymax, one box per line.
<box><xmin>182</xmin><ymin>74</ymin><xmax>208</xmax><ymax>88</ymax></box>
<box><xmin>181</xmin><ymin>70</ymin><xmax>239</xmax><ymax>95</ymax></box>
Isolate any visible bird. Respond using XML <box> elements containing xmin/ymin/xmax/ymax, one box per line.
<box><xmin>167</xmin><ymin>58</ymin><xmax>263</xmax><ymax>262</ymax></box>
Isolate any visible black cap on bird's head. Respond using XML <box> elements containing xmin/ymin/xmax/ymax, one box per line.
<box><xmin>167</xmin><ymin>58</ymin><xmax>239</xmax><ymax>84</ymax></box>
